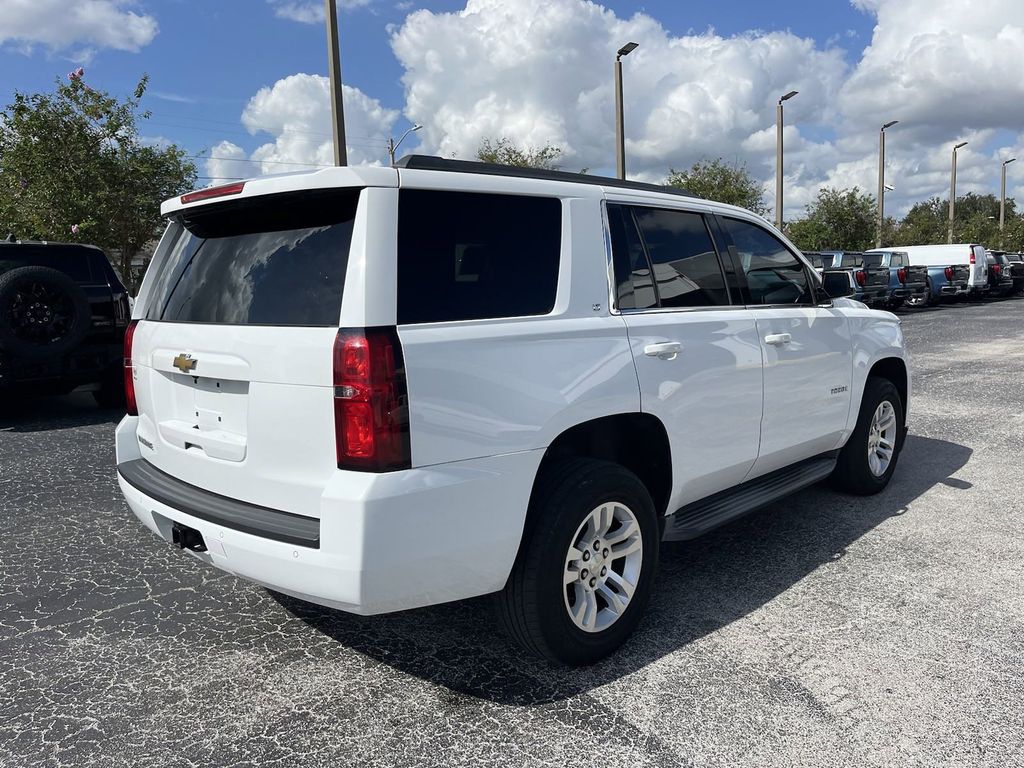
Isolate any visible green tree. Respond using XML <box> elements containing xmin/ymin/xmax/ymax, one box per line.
<box><xmin>785</xmin><ymin>187</ymin><xmax>877</xmax><ymax>251</ymax></box>
<box><xmin>666</xmin><ymin>158</ymin><xmax>769</xmax><ymax>217</ymax></box>
<box><xmin>476</xmin><ymin>137</ymin><xmax>563</xmax><ymax>169</ymax></box>
<box><xmin>0</xmin><ymin>71</ymin><xmax>196</xmax><ymax>292</ymax></box>
<box><xmin>893</xmin><ymin>197</ymin><xmax>947</xmax><ymax>246</ymax></box>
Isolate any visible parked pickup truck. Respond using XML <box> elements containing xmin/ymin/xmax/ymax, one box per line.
<box><xmin>893</xmin><ymin>244</ymin><xmax>988</xmax><ymax>301</ymax></box>
<box><xmin>860</xmin><ymin>251</ymin><xmax>928</xmax><ymax>309</ymax></box>
<box><xmin>805</xmin><ymin>251</ymin><xmax>889</xmax><ymax>307</ymax></box>
<box><xmin>985</xmin><ymin>252</ymin><xmax>1016</xmax><ymax>297</ymax></box>
<box><xmin>1003</xmin><ymin>253</ymin><xmax>1024</xmax><ymax>294</ymax></box>
<box><xmin>116</xmin><ymin>157</ymin><xmax>911</xmax><ymax>665</ymax></box>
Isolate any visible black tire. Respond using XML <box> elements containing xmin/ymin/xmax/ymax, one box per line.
<box><xmin>830</xmin><ymin>377</ymin><xmax>903</xmax><ymax>495</ymax></box>
<box><xmin>497</xmin><ymin>458</ymin><xmax>660</xmax><ymax>666</ymax></box>
<box><xmin>905</xmin><ymin>279</ymin><xmax>931</xmax><ymax>308</ymax></box>
<box><xmin>0</xmin><ymin>266</ymin><xmax>91</xmax><ymax>359</ymax></box>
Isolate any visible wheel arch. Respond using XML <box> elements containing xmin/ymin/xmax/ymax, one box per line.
<box><xmin>867</xmin><ymin>355</ymin><xmax>908</xmax><ymax>420</ymax></box>
<box><xmin>528</xmin><ymin>413</ymin><xmax>673</xmax><ymax>522</ymax></box>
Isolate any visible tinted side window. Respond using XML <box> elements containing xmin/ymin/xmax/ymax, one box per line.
<box><xmin>890</xmin><ymin>253</ymin><xmax>906</xmax><ymax>267</ymax></box>
<box><xmin>720</xmin><ymin>217</ymin><xmax>813</xmax><ymax>305</ymax></box>
<box><xmin>608</xmin><ymin>204</ymin><xmax>656</xmax><ymax>310</ymax></box>
<box><xmin>397</xmin><ymin>190</ymin><xmax>561</xmax><ymax>324</ymax></box>
<box><xmin>632</xmin><ymin>207</ymin><xmax>729</xmax><ymax>307</ymax></box>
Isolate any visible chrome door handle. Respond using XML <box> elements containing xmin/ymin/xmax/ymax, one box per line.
<box><xmin>643</xmin><ymin>341</ymin><xmax>682</xmax><ymax>360</ymax></box>
<box><xmin>764</xmin><ymin>333</ymin><xmax>792</xmax><ymax>346</ymax></box>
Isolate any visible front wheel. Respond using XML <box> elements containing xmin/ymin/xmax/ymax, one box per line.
<box><xmin>497</xmin><ymin>459</ymin><xmax>660</xmax><ymax>666</ymax></box>
<box><xmin>831</xmin><ymin>377</ymin><xmax>904</xmax><ymax>495</ymax></box>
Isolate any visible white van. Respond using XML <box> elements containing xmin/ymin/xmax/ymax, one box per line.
<box><xmin>896</xmin><ymin>244</ymin><xmax>989</xmax><ymax>293</ymax></box>
<box><xmin>116</xmin><ymin>157</ymin><xmax>910</xmax><ymax>665</ymax></box>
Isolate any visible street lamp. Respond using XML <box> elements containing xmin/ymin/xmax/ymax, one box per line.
<box><xmin>1001</xmin><ymin>157</ymin><xmax>1016</xmax><ymax>247</ymax></box>
<box><xmin>324</xmin><ymin>0</ymin><xmax>347</xmax><ymax>166</ymax></box>
<box><xmin>388</xmin><ymin>124</ymin><xmax>422</xmax><ymax>166</ymax></box>
<box><xmin>876</xmin><ymin>120</ymin><xmax>898</xmax><ymax>247</ymax></box>
<box><xmin>947</xmin><ymin>140</ymin><xmax>968</xmax><ymax>243</ymax></box>
<box><xmin>775</xmin><ymin>90</ymin><xmax>798</xmax><ymax>230</ymax></box>
<box><xmin>614</xmin><ymin>42</ymin><xmax>638</xmax><ymax>180</ymax></box>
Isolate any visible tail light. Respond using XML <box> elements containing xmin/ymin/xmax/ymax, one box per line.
<box><xmin>897</xmin><ymin>268</ymin><xmax>907</xmax><ymax>284</ymax></box>
<box><xmin>969</xmin><ymin>250</ymin><xmax>976</xmax><ymax>264</ymax></box>
<box><xmin>855</xmin><ymin>270</ymin><xmax>866</xmax><ymax>286</ymax></box>
<box><xmin>124</xmin><ymin>320</ymin><xmax>139</xmax><ymax>416</ymax></box>
<box><xmin>944</xmin><ymin>266</ymin><xmax>954</xmax><ymax>280</ymax></box>
<box><xmin>993</xmin><ymin>264</ymin><xmax>1002</xmax><ymax>276</ymax></box>
<box><xmin>333</xmin><ymin>327</ymin><xmax>411</xmax><ymax>472</ymax></box>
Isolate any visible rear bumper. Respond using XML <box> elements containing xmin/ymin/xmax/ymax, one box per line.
<box><xmin>117</xmin><ymin>418</ymin><xmax>542</xmax><ymax>615</ymax></box>
<box><xmin>940</xmin><ymin>282</ymin><xmax>969</xmax><ymax>296</ymax></box>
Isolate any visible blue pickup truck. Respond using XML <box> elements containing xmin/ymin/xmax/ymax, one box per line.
<box><xmin>860</xmin><ymin>251</ymin><xmax>929</xmax><ymax>309</ymax></box>
<box><xmin>804</xmin><ymin>251</ymin><xmax>890</xmax><ymax>307</ymax></box>
<box><xmin>865</xmin><ymin>248</ymin><xmax>970</xmax><ymax>307</ymax></box>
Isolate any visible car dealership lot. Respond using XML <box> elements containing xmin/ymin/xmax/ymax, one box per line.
<box><xmin>2</xmin><ymin>299</ymin><xmax>1022</xmax><ymax>768</ymax></box>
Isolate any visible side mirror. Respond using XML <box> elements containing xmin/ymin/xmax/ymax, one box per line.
<box><xmin>822</xmin><ymin>271</ymin><xmax>855</xmax><ymax>299</ymax></box>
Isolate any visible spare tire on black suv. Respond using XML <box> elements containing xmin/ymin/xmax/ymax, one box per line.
<box><xmin>0</xmin><ymin>241</ymin><xmax>131</xmax><ymax>406</ymax></box>
<box><xmin>0</xmin><ymin>265</ymin><xmax>92</xmax><ymax>358</ymax></box>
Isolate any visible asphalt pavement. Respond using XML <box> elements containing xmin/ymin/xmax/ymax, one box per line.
<box><xmin>1</xmin><ymin>298</ymin><xmax>1022</xmax><ymax>767</ymax></box>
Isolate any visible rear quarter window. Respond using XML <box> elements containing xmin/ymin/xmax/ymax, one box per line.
<box><xmin>397</xmin><ymin>190</ymin><xmax>561</xmax><ymax>324</ymax></box>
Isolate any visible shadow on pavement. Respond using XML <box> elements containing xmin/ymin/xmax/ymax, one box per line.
<box><xmin>0</xmin><ymin>391</ymin><xmax>122</xmax><ymax>432</ymax></box>
<box><xmin>276</xmin><ymin>433</ymin><xmax>972</xmax><ymax>705</ymax></box>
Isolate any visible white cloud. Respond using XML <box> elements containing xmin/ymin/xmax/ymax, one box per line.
<box><xmin>0</xmin><ymin>0</ymin><xmax>157</xmax><ymax>54</ymax></box>
<box><xmin>218</xmin><ymin>0</ymin><xmax>1024</xmax><ymax>222</ymax></box>
<box><xmin>204</xmin><ymin>75</ymin><xmax>398</xmax><ymax>184</ymax></box>
<box><xmin>267</xmin><ymin>0</ymin><xmax>371</xmax><ymax>23</ymax></box>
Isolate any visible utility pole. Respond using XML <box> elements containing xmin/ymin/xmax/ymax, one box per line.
<box><xmin>948</xmin><ymin>141</ymin><xmax>967</xmax><ymax>243</ymax></box>
<box><xmin>877</xmin><ymin>121</ymin><xmax>898</xmax><ymax>247</ymax></box>
<box><xmin>614</xmin><ymin>42</ymin><xmax>638</xmax><ymax>180</ymax></box>
<box><xmin>324</xmin><ymin>0</ymin><xmax>347</xmax><ymax>166</ymax></box>
<box><xmin>775</xmin><ymin>91</ymin><xmax>798</xmax><ymax>231</ymax></box>
<box><xmin>1001</xmin><ymin>158</ymin><xmax>1016</xmax><ymax>248</ymax></box>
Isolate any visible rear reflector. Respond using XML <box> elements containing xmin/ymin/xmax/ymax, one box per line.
<box><xmin>333</xmin><ymin>327</ymin><xmax>411</xmax><ymax>472</ymax></box>
<box><xmin>181</xmin><ymin>182</ymin><xmax>246</xmax><ymax>205</ymax></box>
<box><xmin>124</xmin><ymin>319</ymin><xmax>139</xmax><ymax>416</ymax></box>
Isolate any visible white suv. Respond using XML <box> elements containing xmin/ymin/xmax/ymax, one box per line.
<box><xmin>116</xmin><ymin>157</ymin><xmax>910</xmax><ymax>665</ymax></box>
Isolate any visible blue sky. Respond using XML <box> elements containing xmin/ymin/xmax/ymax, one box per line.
<box><xmin>2</xmin><ymin>0</ymin><xmax>1022</xmax><ymax>217</ymax></box>
<box><xmin>0</xmin><ymin>1</ymin><xmax>874</xmax><ymax>170</ymax></box>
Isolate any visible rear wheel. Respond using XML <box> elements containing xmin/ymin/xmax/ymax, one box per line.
<box><xmin>831</xmin><ymin>377</ymin><xmax>903</xmax><ymax>495</ymax></box>
<box><xmin>497</xmin><ymin>459</ymin><xmax>660</xmax><ymax>666</ymax></box>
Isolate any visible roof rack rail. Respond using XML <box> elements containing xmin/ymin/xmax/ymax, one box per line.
<box><xmin>394</xmin><ymin>154</ymin><xmax>697</xmax><ymax>199</ymax></box>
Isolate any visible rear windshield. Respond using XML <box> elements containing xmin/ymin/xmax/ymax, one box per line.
<box><xmin>144</xmin><ymin>189</ymin><xmax>359</xmax><ymax>325</ymax></box>
<box><xmin>805</xmin><ymin>252</ymin><xmax>824</xmax><ymax>269</ymax></box>
<box><xmin>840</xmin><ymin>253</ymin><xmax>864</xmax><ymax>268</ymax></box>
<box><xmin>862</xmin><ymin>253</ymin><xmax>883</xmax><ymax>267</ymax></box>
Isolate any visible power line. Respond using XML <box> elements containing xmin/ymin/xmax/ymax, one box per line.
<box><xmin>144</xmin><ymin>115</ymin><xmax>388</xmax><ymax>143</ymax></box>
<box><xmin>188</xmin><ymin>153</ymin><xmax>333</xmax><ymax>168</ymax></box>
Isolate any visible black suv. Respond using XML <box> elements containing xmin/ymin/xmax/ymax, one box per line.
<box><xmin>0</xmin><ymin>240</ymin><xmax>130</xmax><ymax>406</ymax></box>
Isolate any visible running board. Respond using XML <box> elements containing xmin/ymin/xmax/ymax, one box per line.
<box><xmin>663</xmin><ymin>454</ymin><xmax>837</xmax><ymax>541</ymax></box>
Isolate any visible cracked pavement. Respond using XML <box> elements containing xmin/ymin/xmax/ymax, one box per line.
<box><xmin>1</xmin><ymin>298</ymin><xmax>1022</xmax><ymax>767</ymax></box>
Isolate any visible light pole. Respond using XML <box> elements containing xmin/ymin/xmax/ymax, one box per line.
<box><xmin>876</xmin><ymin>120</ymin><xmax>898</xmax><ymax>247</ymax></box>
<box><xmin>1001</xmin><ymin>157</ymin><xmax>1016</xmax><ymax>248</ymax></box>
<box><xmin>614</xmin><ymin>42</ymin><xmax>638</xmax><ymax>180</ymax></box>
<box><xmin>324</xmin><ymin>0</ymin><xmax>347</xmax><ymax>166</ymax></box>
<box><xmin>388</xmin><ymin>124</ymin><xmax>422</xmax><ymax>166</ymax></box>
<box><xmin>948</xmin><ymin>141</ymin><xmax>967</xmax><ymax>243</ymax></box>
<box><xmin>775</xmin><ymin>90</ymin><xmax>798</xmax><ymax>230</ymax></box>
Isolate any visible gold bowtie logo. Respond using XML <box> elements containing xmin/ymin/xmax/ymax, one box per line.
<box><xmin>172</xmin><ymin>354</ymin><xmax>198</xmax><ymax>373</ymax></box>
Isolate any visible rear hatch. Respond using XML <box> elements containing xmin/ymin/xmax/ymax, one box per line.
<box><xmin>130</xmin><ymin>188</ymin><xmax>360</xmax><ymax>516</ymax></box>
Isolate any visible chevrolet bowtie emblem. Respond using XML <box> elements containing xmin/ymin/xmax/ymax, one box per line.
<box><xmin>172</xmin><ymin>354</ymin><xmax>198</xmax><ymax>373</ymax></box>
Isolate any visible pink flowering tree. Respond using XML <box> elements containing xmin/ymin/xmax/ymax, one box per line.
<box><xmin>0</xmin><ymin>71</ymin><xmax>196</xmax><ymax>292</ymax></box>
